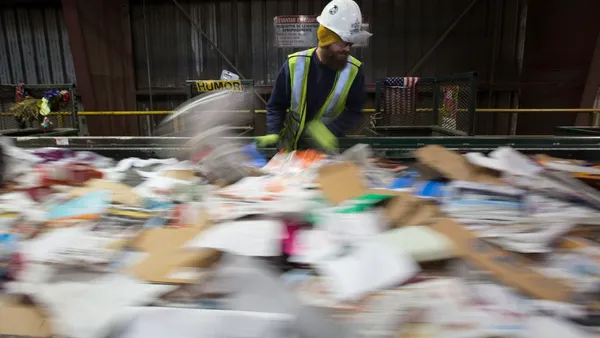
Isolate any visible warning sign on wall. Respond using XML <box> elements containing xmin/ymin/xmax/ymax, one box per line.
<box><xmin>195</xmin><ymin>80</ymin><xmax>243</xmax><ymax>93</ymax></box>
<box><xmin>274</xmin><ymin>15</ymin><xmax>369</xmax><ymax>48</ymax></box>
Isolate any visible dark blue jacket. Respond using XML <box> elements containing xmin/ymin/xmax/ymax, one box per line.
<box><xmin>266</xmin><ymin>52</ymin><xmax>366</xmax><ymax>137</ymax></box>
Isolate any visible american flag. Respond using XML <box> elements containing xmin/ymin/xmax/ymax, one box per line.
<box><xmin>384</xmin><ymin>77</ymin><xmax>420</xmax><ymax>88</ymax></box>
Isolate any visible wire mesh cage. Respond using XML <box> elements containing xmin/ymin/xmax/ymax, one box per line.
<box><xmin>371</xmin><ymin>72</ymin><xmax>478</xmax><ymax>135</ymax></box>
<box><xmin>0</xmin><ymin>83</ymin><xmax>77</xmax><ymax>131</ymax></box>
<box><xmin>375</xmin><ymin>77</ymin><xmax>436</xmax><ymax>128</ymax></box>
<box><xmin>0</xmin><ymin>85</ymin><xmax>18</xmax><ymax>130</ymax></box>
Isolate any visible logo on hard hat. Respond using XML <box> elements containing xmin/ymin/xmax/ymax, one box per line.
<box><xmin>329</xmin><ymin>5</ymin><xmax>338</xmax><ymax>15</ymax></box>
<box><xmin>350</xmin><ymin>19</ymin><xmax>360</xmax><ymax>34</ymax></box>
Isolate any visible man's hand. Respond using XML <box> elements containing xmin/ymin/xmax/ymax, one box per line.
<box><xmin>306</xmin><ymin>120</ymin><xmax>338</xmax><ymax>152</ymax></box>
<box><xmin>255</xmin><ymin>134</ymin><xmax>280</xmax><ymax>147</ymax></box>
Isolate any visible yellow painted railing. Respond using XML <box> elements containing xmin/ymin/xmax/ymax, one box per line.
<box><xmin>4</xmin><ymin>108</ymin><xmax>600</xmax><ymax>116</ymax></box>
<box><xmin>4</xmin><ymin>108</ymin><xmax>600</xmax><ymax>132</ymax></box>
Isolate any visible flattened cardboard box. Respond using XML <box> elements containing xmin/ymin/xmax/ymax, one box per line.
<box><xmin>317</xmin><ymin>161</ymin><xmax>408</xmax><ymax>202</ymax></box>
<box><xmin>130</xmin><ymin>248</ymin><xmax>221</xmax><ymax>284</ymax></box>
<box><xmin>0</xmin><ymin>297</ymin><xmax>53</xmax><ymax>337</ymax></box>
<box><xmin>161</xmin><ymin>169</ymin><xmax>197</xmax><ymax>181</ymax></box>
<box><xmin>384</xmin><ymin>193</ymin><xmax>439</xmax><ymax>227</ymax></box>
<box><xmin>414</xmin><ymin>145</ymin><xmax>502</xmax><ymax>184</ymax></box>
<box><xmin>317</xmin><ymin>162</ymin><xmax>367</xmax><ymax>205</ymax></box>
<box><xmin>559</xmin><ymin>236</ymin><xmax>600</xmax><ymax>263</ymax></box>
<box><xmin>431</xmin><ymin>219</ymin><xmax>584</xmax><ymax>305</ymax></box>
<box><xmin>130</xmin><ymin>212</ymin><xmax>222</xmax><ymax>284</ymax></box>
<box><xmin>317</xmin><ymin>162</ymin><xmax>439</xmax><ymax>226</ymax></box>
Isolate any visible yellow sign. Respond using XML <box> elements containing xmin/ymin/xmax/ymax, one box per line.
<box><xmin>195</xmin><ymin>80</ymin><xmax>243</xmax><ymax>93</ymax></box>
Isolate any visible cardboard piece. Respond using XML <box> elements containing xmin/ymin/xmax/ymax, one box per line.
<box><xmin>0</xmin><ymin>298</ymin><xmax>53</xmax><ymax>337</ymax></box>
<box><xmin>316</xmin><ymin>162</ymin><xmax>367</xmax><ymax>205</ymax></box>
<box><xmin>316</xmin><ymin>161</ymin><xmax>407</xmax><ymax>206</ymax></box>
<box><xmin>130</xmin><ymin>214</ymin><xmax>221</xmax><ymax>284</ymax></box>
<box><xmin>70</xmin><ymin>179</ymin><xmax>142</xmax><ymax>207</ymax></box>
<box><xmin>430</xmin><ymin>219</ymin><xmax>579</xmax><ymax>304</ymax></box>
<box><xmin>162</xmin><ymin>170</ymin><xmax>196</xmax><ymax>181</ymax></box>
<box><xmin>132</xmin><ymin>212</ymin><xmax>212</xmax><ymax>252</ymax></box>
<box><xmin>559</xmin><ymin>236</ymin><xmax>600</xmax><ymax>262</ymax></box>
<box><xmin>130</xmin><ymin>249</ymin><xmax>221</xmax><ymax>284</ymax></box>
<box><xmin>414</xmin><ymin>145</ymin><xmax>502</xmax><ymax>184</ymax></box>
<box><xmin>384</xmin><ymin>193</ymin><xmax>440</xmax><ymax>227</ymax></box>
<box><xmin>316</xmin><ymin>161</ymin><xmax>438</xmax><ymax>225</ymax></box>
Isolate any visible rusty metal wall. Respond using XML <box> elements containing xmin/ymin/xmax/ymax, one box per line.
<box><xmin>130</xmin><ymin>0</ymin><xmax>505</xmax><ymax>90</ymax></box>
<box><xmin>1</xmin><ymin>0</ymin><xmax>598</xmax><ymax>136</ymax></box>
<box><xmin>0</xmin><ymin>4</ymin><xmax>76</xmax><ymax>85</ymax></box>
<box><xmin>516</xmin><ymin>0</ymin><xmax>600</xmax><ymax>135</ymax></box>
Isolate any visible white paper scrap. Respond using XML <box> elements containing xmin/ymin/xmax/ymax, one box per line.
<box><xmin>185</xmin><ymin>220</ymin><xmax>283</xmax><ymax>257</ymax></box>
<box><xmin>119</xmin><ymin>307</ymin><xmax>295</xmax><ymax>338</ymax></box>
<box><xmin>31</xmin><ymin>274</ymin><xmax>176</xmax><ymax>338</ymax></box>
<box><xmin>316</xmin><ymin>239</ymin><xmax>420</xmax><ymax>301</ymax></box>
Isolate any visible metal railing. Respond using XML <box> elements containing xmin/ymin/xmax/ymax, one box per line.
<box><xmin>1</xmin><ymin>108</ymin><xmax>600</xmax><ymax>136</ymax></box>
<box><xmin>475</xmin><ymin>108</ymin><xmax>600</xmax><ymax>135</ymax></box>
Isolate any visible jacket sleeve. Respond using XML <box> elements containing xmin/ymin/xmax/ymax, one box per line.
<box><xmin>325</xmin><ymin>66</ymin><xmax>366</xmax><ymax>137</ymax></box>
<box><xmin>266</xmin><ymin>61</ymin><xmax>291</xmax><ymax>135</ymax></box>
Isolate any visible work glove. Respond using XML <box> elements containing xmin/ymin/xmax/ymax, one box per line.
<box><xmin>255</xmin><ymin>134</ymin><xmax>280</xmax><ymax>147</ymax></box>
<box><xmin>306</xmin><ymin>120</ymin><xmax>338</xmax><ymax>152</ymax></box>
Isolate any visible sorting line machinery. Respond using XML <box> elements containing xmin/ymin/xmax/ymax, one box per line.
<box><xmin>11</xmin><ymin>136</ymin><xmax>600</xmax><ymax>162</ymax></box>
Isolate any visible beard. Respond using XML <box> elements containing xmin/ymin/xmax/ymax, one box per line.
<box><xmin>321</xmin><ymin>47</ymin><xmax>349</xmax><ymax>70</ymax></box>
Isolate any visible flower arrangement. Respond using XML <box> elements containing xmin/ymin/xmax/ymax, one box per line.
<box><xmin>9</xmin><ymin>86</ymin><xmax>71</xmax><ymax>129</ymax></box>
<box><xmin>43</xmin><ymin>90</ymin><xmax>71</xmax><ymax>112</ymax></box>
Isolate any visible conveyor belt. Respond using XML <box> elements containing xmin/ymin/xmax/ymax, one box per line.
<box><xmin>11</xmin><ymin>136</ymin><xmax>600</xmax><ymax>161</ymax></box>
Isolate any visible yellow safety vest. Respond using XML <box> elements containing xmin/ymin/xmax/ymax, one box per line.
<box><xmin>278</xmin><ymin>48</ymin><xmax>361</xmax><ymax>151</ymax></box>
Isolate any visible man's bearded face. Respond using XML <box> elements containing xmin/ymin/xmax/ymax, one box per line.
<box><xmin>322</xmin><ymin>42</ymin><xmax>352</xmax><ymax>70</ymax></box>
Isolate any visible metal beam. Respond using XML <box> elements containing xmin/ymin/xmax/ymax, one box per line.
<box><xmin>508</xmin><ymin>0</ymin><xmax>529</xmax><ymax>135</ymax></box>
<box><xmin>61</xmin><ymin>0</ymin><xmax>97</xmax><ymax>109</ymax></box>
<box><xmin>0</xmin><ymin>0</ymin><xmax>60</xmax><ymax>5</ymax></box>
<box><xmin>13</xmin><ymin>136</ymin><xmax>600</xmax><ymax>161</ymax></box>
<box><xmin>407</xmin><ymin>0</ymin><xmax>481</xmax><ymax>76</ymax></box>
<box><xmin>132</xmin><ymin>81</ymin><xmax>584</xmax><ymax>98</ymax></box>
<box><xmin>61</xmin><ymin>0</ymin><xmax>139</xmax><ymax>136</ymax></box>
<box><xmin>578</xmin><ymin>31</ymin><xmax>600</xmax><ymax>125</ymax></box>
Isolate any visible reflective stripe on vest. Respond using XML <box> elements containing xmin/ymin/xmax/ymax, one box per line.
<box><xmin>318</xmin><ymin>59</ymin><xmax>353</xmax><ymax>124</ymax></box>
<box><xmin>290</xmin><ymin>50</ymin><xmax>309</xmax><ymax>116</ymax></box>
<box><xmin>279</xmin><ymin>48</ymin><xmax>361</xmax><ymax>151</ymax></box>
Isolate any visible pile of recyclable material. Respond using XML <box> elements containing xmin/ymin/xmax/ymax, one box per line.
<box><xmin>2</xmin><ymin>132</ymin><xmax>600</xmax><ymax>338</ymax></box>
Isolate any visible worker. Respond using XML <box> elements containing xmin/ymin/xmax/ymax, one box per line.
<box><xmin>256</xmin><ymin>0</ymin><xmax>372</xmax><ymax>152</ymax></box>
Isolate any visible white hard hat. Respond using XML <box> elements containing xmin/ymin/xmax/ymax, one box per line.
<box><xmin>317</xmin><ymin>0</ymin><xmax>372</xmax><ymax>45</ymax></box>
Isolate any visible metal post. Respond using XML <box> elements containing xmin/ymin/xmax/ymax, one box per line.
<box><xmin>507</xmin><ymin>91</ymin><xmax>515</xmax><ymax>135</ymax></box>
<box><xmin>509</xmin><ymin>106</ymin><xmax>519</xmax><ymax>135</ymax></box>
<box><xmin>142</xmin><ymin>0</ymin><xmax>153</xmax><ymax>136</ymax></box>
<box><xmin>488</xmin><ymin>0</ymin><xmax>503</xmax><ymax>133</ymax></box>
<box><xmin>69</xmin><ymin>84</ymin><xmax>78</xmax><ymax>129</ymax></box>
<box><xmin>579</xmin><ymin>30</ymin><xmax>600</xmax><ymax>125</ymax></box>
<box><xmin>593</xmin><ymin>110</ymin><xmax>600</xmax><ymax>127</ymax></box>
<box><xmin>407</xmin><ymin>0</ymin><xmax>481</xmax><ymax>76</ymax></box>
<box><xmin>511</xmin><ymin>0</ymin><xmax>529</xmax><ymax>135</ymax></box>
<box><xmin>371</xmin><ymin>79</ymin><xmax>384</xmax><ymax>133</ymax></box>
<box><xmin>432</xmin><ymin>81</ymin><xmax>440</xmax><ymax>126</ymax></box>
<box><xmin>468</xmin><ymin>74</ymin><xmax>478</xmax><ymax>136</ymax></box>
